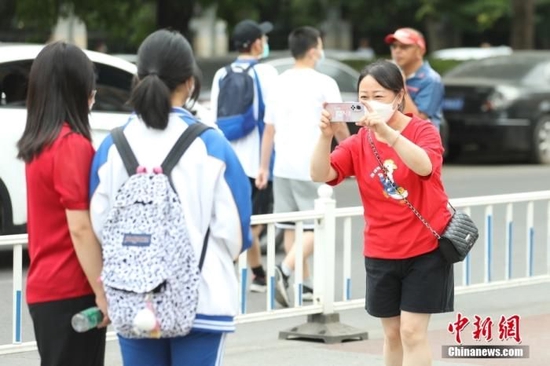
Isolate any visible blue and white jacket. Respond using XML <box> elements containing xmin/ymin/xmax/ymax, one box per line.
<box><xmin>89</xmin><ymin>107</ymin><xmax>252</xmax><ymax>333</ymax></box>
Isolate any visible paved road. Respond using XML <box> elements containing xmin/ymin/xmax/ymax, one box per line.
<box><xmin>0</xmin><ymin>162</ymin><xmax>549</xmax><ymax>356</ymax></box>
<box><xmin>2</xmin><ymin>282</ymin><xmax>549</xmax><ymax>365</ymax></box>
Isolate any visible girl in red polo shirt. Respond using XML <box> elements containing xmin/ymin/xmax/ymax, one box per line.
<box><xmin>16</xmin><ymin>42</ymin><xmax>108</xmax><ymax>366</ymax></box>
<box><xmin>311</xmin><ymin>60</ymin><xmax>453</xmax><ymax>366</ymax></box>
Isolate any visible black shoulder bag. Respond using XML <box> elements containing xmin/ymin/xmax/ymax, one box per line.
<box><xmin>367</xmin><ymin>131</ymin><xmax>479</xmax><ymax>263</ymax></box>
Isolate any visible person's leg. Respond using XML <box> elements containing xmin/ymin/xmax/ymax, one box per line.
<box><xmin>118</xmin><ymin>336</ymin><xmax>170</xmax><ymax>366</ymax></box>
<box><xmin>248</xmin><ymin>224</ymin><xmax>267</xmax><ymax>292</ymax></box>
<box><xmin>279</xmin><ymin>229</ymin><xmax>315</xmax><ymax>301</ymax></box>
<box><xmin>399</xmin><ymin>249</ymin><xmax>455</xmax><ymax>366</ymax></box>
<box><xmin>380</xmin><ymin>316</ymin><xmax>403</xmax><ymax>366</ymax></box>
<box><xmin>283</xmin><ymin>228</ymin><xmax>295</xmax><ymax>254</ymax></box>
<box><xmin>28</xmin><ymin>294</ymin><xmax>106</xmax><ymax>366</ymax></box>
<box><xmin>400</xmin><ymin>311</ymin><xmax>432</xmax><ymax>366</ymax></box>
<box><xmin>280</xmin><ymin>180</ymin><xmax>321</xmax><ymax>275</ymax></box>
<box><xmin>248</xmin><ymin>178</ymin><xmax>267</xmax><ymax>292</ymax></box>
<box><xmin>170</xmin><ymin>331</ymin><xmax>226</xmax><ymax>366</ymax></box>
<box><xmin>284</xmin><ymin>179</ymin><xmax>323</xmax><ymax>293</ymax></box>
<box><xmin>273</xmin><ymin>177</ymin><xmax>299</xmax><ymax>307</ymax></box>
<box><xmin>281</xmin><ymin>230</ymin><xmax>314</xmax><ymax>279</ymax></box>
<box><xmin>248</xmin><ymin>225</ymin><xmax>264</xmax><ymax>268</ymax></box>
<box><xmin>273</xmin><ymin>229</ymin><xmax>294</xmax><ymax>307</ymax></box>
<box><xmin>364</xmin><ymin>256</ymin><xmax>403</xmax><ymax>365</ymax></box>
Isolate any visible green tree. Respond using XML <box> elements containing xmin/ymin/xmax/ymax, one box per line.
<box><xmin>10</xmin><ymin>0</ymin><xmax>549</xmax><ymax>52</ymax></box>
<box><xmin>13</xmin><ymin>0</ymin><xmax>154</xmax><ymax>47</ymax></box>
<box><xmin>415</xmin><ymin>0</ymin><xmax>510</xmax><ymax>49</ymax></box>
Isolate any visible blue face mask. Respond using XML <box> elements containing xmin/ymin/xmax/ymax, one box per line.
<box><xmin>261</xmin><ymin>42</ymin><xmax>270</xmax><ymax>59</ymax></box>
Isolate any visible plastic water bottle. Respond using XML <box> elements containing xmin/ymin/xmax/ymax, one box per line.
<box><xmin>71</xmin><ymin>306</ymin><xmax>104</xmax><ymax>332</ymax></box>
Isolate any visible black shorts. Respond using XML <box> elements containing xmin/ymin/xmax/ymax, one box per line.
<box><xmin>250</xmin><ymin>177</ymin><xmax>273</xmax><ymax>216</ymax></box>
<box><xmin>364</xmin><ymin>249</ymin><xmax>454</xmax><ymax>318</ymax></box>
<box><xmin>28</xmin><ymin>294</ymin><xmax>107</xmax><ymax>366</ymax></box>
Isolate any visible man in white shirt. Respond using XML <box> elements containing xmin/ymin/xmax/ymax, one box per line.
<box><xmin>256</xmin><ymin>26</ymin><xmax>349</xmax><ymax>307</ymax></box>
<box><xmin>211</xmin><ymin>19</ymin><xmax>278</xmax><ymax>292</ymax></box>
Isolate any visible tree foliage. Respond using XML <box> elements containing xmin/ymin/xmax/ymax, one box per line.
<box><xmin>9</xmin><ymin>0</ymin><xmax>550</xmax><ymax>51</ymax></box>
<box><xmin>416</xmin><ymin>0</ymin><xmax>509</xmax><ymax>30</ymax></box>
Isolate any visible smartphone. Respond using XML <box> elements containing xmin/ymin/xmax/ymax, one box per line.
<box><xmin>325</xmin><ymin>102</ymin><xmax>366</xmax><ymax>122</ymax></box>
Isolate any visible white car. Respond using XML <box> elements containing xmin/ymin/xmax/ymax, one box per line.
<box><xmin>430</xmin><ymin>46</ymin><xmax>513</xmax><ymax>61</ymax></box>
<box><xmin>0</xmin><ymin>44</ymin><xmax>138</xmax><ymax>235</ymax></box>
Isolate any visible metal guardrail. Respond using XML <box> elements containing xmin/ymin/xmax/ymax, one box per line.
<box><xmin>1</xmin><ymin>187</ymin><xmax>550</xmax><ymax>354</ymax></box>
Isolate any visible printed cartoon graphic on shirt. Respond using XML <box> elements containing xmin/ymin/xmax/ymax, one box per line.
<box><xmin>370</xmin><ymin>159</ymin><xmax>408</xmax><ymax>200</ymax></box>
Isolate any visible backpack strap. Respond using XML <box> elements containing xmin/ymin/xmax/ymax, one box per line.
<box><xmin>162</xmin><ymin>123</ymin><xmax>211</xmax><ymax>271</ymax></box>
<box><xmin>161</xmin><ymin>122</ymin><xmax>211</xmax><ymax>176</ymax></box>
<box><xmin>198</xmin><ymin>227</ymin><xmax>210</xmax><ymax>271</ymax></box>
<box><xmin>111</xmin><ymin>126</ymin><xmax>139</xmax><ymax>176</ymax></box>
<box><xmin>219</xmin><ymin>61</ymin><xmax>257</xmax><ymax>86</ymax></box>
<box><xmin>251</xmin><ymin>67</ymin><xmax>265</xmax><ymax>126</ymax></box>
<box><xmin>243</xmin><ymin>61</ymin><xmax>257</xmax><ymax>73</ymax></box>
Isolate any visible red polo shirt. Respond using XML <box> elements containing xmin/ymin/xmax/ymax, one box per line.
<box><xmin>328</xmin><ymin>115</ymin><xmax>452</xmax><ymax>259</ymax></box>
<box><xmin>25</xmin><ymin>124</ymin><xmax>95</xmax><ymax>304</ymax></box>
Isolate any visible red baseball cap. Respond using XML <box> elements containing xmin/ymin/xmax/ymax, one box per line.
<box><xmin>385</xmin><ymin>28</ymin><xmax>426</xmax><ymax>50</ymax></box>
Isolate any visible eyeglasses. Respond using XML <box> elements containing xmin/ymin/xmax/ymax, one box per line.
<box><xmin>390</xmin><ymin>43</ymin><xmax>414</xmax><ymax>51</ymax></box>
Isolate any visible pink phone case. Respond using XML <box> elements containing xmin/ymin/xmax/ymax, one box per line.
<box><xmin>326</xmin><ymin>102</ymin><xmax>365</xmax><ymax>122</ymax></box>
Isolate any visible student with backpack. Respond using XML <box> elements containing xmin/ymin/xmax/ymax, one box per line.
<box><xmin>210</xmin><ymin>19</ymin><xmax>278</xmax><ymax>293</ymax></box>
<box><xmin>90</xmin><ymin>29</ymin><xmax>252</xmax><ymax>366</ymax></box>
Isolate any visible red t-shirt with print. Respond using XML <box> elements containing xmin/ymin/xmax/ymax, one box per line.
<box><xmin>328</xmin><ymin>115</ymin><xmax>452</xmax><ymax>259</ymax></box>
<box><xmin>26</xmin><ymin>124</ymin><xmax>95</xmax><ymax>304</ymax></box>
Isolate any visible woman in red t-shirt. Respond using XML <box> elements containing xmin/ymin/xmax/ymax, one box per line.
<box><xmin>311</xmin><ymin>60</ymin><xmax>453</xmax><ymax>366</ymax></box>
<box><xmin>16</xmin><ymin>42</ymin><xmax>109</xmax><ymax>366</ymax></box>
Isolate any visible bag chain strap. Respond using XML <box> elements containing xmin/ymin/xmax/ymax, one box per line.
<box><xmin>367</xmin><ymin>131</ymin><xmax>445</xmax><ymax>240</ymax></box>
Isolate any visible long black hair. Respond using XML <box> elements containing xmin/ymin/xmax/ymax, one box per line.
<box><xmin>357</xmin><ymin>60</ymin><xmax>406</xmax><ymax>111</ymax></box>
<box><xmin>130</xmin><ymin>29</ymin><xmax>200</xmax><ymax>130</ymax></box>
<box><xmin>17</xmin><ymin>42</ymin><xmax>95</xmax><ymax>162</ymax></box>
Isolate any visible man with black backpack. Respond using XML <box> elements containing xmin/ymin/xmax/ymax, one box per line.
<box><xmin>210</xmin><ymin>19</ymin><xmax>278</xmax><ymax>293</ymax></box>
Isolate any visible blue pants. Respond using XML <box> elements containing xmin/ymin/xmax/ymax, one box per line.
<box><xmin>118</xmin><ymin>331</ymin><xmax>226</xmax><ymax>366</ymax></box>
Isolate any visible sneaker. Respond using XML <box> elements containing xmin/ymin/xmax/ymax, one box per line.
<box><xmin>274</xmin><ymin>265</ymin><xmax>290</xmax><ymax>308</ymax></box>
<box><xmin>250</xmin><ymin>275</ymin><xmax>267</xmax><ymax>293</ymax></box>
<box><xmin>302</xmin><ymin>285</ymin><xmax>314</xmax><ymax>302</ymax></box>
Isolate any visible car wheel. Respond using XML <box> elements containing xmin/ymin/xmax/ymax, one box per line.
<box><xmin>532</xmin><ymin>115</ymin><xmax>550</xmax><ymax>164</ymax></box>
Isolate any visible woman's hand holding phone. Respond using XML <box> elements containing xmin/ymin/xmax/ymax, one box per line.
<box><xmin>319</xmin><ymin>104</ymin><xmax>335</xmax><ymax>138</ymax></box>
<box><xmin>356</xmin><ymin>102</ymin><xmax>395</xmax><ymax>142</ymax></box>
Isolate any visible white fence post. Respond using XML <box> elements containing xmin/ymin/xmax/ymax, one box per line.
<box><xmin>12</xmin><ymin>244</ymin><xmax>23</xmax><ymax>344</ymax></box>
<box><xmin>316</xmin><ymin>184</ymin><xmax>336</xmax><ymax>314</ymax></box>
<box><xmin>279</xmin><ymin>185</ymin><xmax>368</xmax><ymax>343</ymax></box>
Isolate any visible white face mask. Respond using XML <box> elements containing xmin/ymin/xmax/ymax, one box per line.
<box><xmin>316</xmin><ymin>49</ymin><xmax>325</xmax><ymax>66</ymax></box>
<box><xmin>367</xmin><ymin>96</ymin><xmax>398</xmax><ymax>123</ymax></box>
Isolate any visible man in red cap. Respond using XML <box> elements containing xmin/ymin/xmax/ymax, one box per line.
<box><xmin>385</xmin><ymin>28</ymin><xmax>444</xmax><ymax>130</ymax></box>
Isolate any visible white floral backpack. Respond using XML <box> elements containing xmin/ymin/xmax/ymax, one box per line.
<box><xmin>101</xmin><ymin>123</ymin><xmax>211</xmax><ymax>338</ymax></box>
